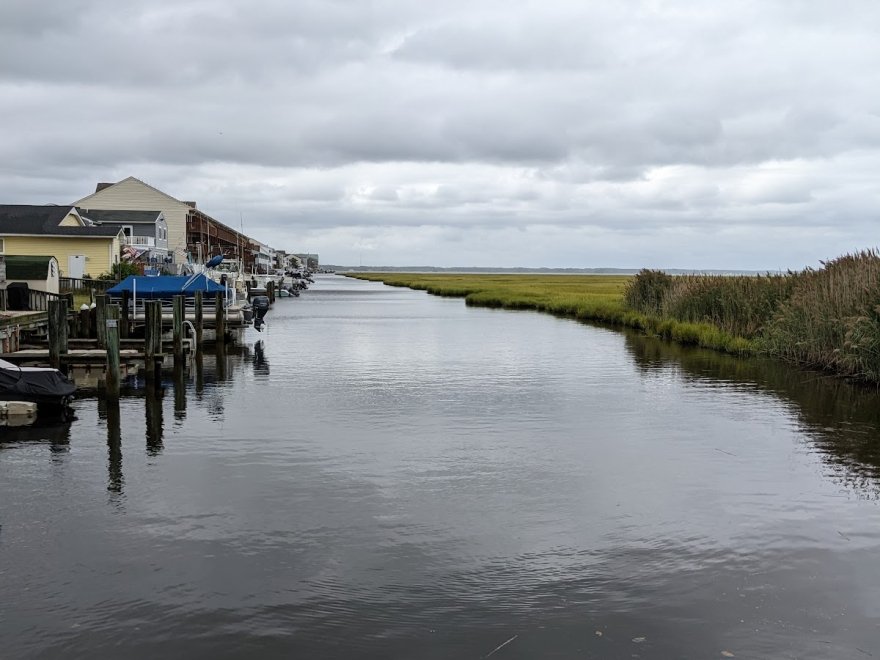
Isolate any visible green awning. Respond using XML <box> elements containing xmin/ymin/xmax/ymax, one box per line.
<box><xmin>5</xmin><ymin>255</ymin><xmax>55</xmax><ymax>280</ymax></box>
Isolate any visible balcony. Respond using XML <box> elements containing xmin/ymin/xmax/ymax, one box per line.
<box><xmin>122</xmin><ymin>235</ymin><xmax>156</xmax><ymax>247</ymax></box>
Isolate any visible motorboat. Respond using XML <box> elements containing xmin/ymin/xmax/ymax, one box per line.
<box><xmin>251</xmin><ymin>295</ymin><xmax>270</xmax><ymax>332</ymax></box>
<box><xmin>0</xmin><ymin>359</ymin><xmax>76</xmax><ymax>408</ymax></box>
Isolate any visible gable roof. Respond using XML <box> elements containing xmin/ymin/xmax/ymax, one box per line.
<box><xmin>74</xmin><ymin>176</ymin><xmax>190</xmax><ymax>207</ymax></box>
<box><xmin>0</xmin><ymin>205</ymin><xmax>122</xmax><ymax>237</ymax></box>
<box><xmin>5</xmin><ymin>255</ymin><xmax>57</xmax><ymax>280</ymax></box>
<box><xmin>77</xmin><ymin>209</ymin><xmax>164</xmax><ymax>225</ymax></box>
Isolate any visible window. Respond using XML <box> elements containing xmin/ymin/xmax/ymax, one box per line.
<box><xmin>0</xmin><ymin>238</ymin><xmax>4</xmax><ymax>253</ymax></box>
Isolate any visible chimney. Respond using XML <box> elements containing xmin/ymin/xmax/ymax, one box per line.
<box><xmin>95</xmin><ymin>182</ymin><xmax>114</xmax><ymax>192</ymax></box>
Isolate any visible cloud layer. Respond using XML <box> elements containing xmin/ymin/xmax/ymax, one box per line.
<box><xmin>2</xmin><ymin>0</ymin><xmax>878</xmax><ymax>268</ymax></box>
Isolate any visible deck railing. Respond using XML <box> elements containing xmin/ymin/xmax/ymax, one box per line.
<box><xmin>59</xmin><ymin>277</ymin><xmax>118</xmax><ymax>294</ymax></box>
<box><xmin>0</xmin><ymin>288</ymin><xmax>68</xmax><ymax>312</ymax></box>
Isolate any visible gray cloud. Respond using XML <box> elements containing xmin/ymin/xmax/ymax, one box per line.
<box><xmin>1</xmin><ymin>0</ymin><xmax>879</xmax><ymax>268</ymax></box>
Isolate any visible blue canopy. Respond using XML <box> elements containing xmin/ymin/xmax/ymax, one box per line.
<box><xmin>107</xmin><ymin>274</ymin><xmax>227</xmax><ymax>298</ymax></box>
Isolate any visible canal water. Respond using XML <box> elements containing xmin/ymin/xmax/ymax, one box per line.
<box><xmin>2</xmin><ymin>275</ymin><xmax>880</xmax><ymax>659</ymax></box>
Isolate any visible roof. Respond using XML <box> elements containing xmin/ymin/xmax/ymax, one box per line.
<box><xmin>0</xmin><ymin>205</ymin><xmax>79</xmax><ymax>233</ymax></box>
<box><xmin>4</xmin><ymin>255</ymin><xmax>57</xmax><ymax>280</ymax></box>
<box><xmin>106</xmin><ymin>274</ymin><xmax>226</xmax><ymax>298</ymax></box>
<box><xmin>0</xmin><ymin>205</ymin><xmax>122</xmax><ymax>237</ymax></box>
<box><xmin>77</xmin><ymin>209</ymin><xmax>164</xmax><ymax>225</ymax></box>
<box><xmin>74</xmin><ymin>176</ymin><xmax>190</xmax><ymax>207</ymax></box>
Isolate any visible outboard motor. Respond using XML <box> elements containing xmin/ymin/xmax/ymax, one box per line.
<box><xmin>251</xmin><ymin>295</ymin><xmax>270</xmax><ymax>332</ymax></box>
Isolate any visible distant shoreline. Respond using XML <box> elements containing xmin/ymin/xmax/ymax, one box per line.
<box><xmin>329</xmin><ymin>266</ymin><xmax>770</xmax><ymax>275</ymax></box>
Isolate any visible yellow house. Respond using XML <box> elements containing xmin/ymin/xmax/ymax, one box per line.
<box><xmin>0</xmin><ymin>205</ymin><xmax>123</xmax><ymax>278</ymax></box>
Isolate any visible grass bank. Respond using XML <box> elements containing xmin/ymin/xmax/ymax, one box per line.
<box><xmin>348</xmin><ymin>273</ymin><xmax>754</xmax><ymax>356</ymax></box>
<box><xmin>349</xmin><ymin>249</ymin><xmax>880</xmax><ymax>382</ymax></box>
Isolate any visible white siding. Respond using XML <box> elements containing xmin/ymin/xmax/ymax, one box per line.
<box><xmin>74</xmin><ymin>178</ymin><xmax>189</xmax><ymax>263</ymax></box>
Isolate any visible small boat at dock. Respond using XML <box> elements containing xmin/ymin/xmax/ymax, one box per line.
<box><xmin>0</xmin><ymin>359</ymin><xmax>76</xmax><ymax>408</ymax></box>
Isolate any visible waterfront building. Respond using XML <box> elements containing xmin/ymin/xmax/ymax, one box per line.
<box><xmin>77</xmin><ymin>209</ymin><xmax>170</xmax><ymax>269</ymax></box>
<box><xmin>0</xmin><ymin>205</ymin><xmax>123</xmax><ymax>278</ymax></box>
<box><xmin>74</xmin><ymin>177</ymin><xmax>254</xmax><ymax>270</ymax></box>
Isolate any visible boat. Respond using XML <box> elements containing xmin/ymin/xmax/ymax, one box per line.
<box><xmin>0</xmin><ymin>359</ymin><xmax>76</xmax><ymax>408</ymax></box>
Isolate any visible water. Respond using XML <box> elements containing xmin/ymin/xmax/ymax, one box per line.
<box><xmin>2</xmin><ymin>275</ymin><xmax>880</xmax><ymax>659</ymax></box>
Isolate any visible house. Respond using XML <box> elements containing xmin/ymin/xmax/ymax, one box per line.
<box><xmin>0</xmin><ymin>205</ymin><xmax>124</xmax><ymax>278</ymax></box>
<box><xmin>74</xmin><ymin>177</ymin><xmax>254</xmax><ymax>269</ymax></box>
<box><xmin>77</xmin><ymin>209</ymin><xmax>170</xmax><ymax>268</ymax></box>
<box><xmin>3</xmin><ymin>255</ymin><xmax>60</xmax><ymax>294</ymax></box>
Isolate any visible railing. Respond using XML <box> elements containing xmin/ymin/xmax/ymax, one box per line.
<box><xmin>59</xmin><ymin>277</ymin><xmax>118</xmax><ymax>294</ymax></box>
<box><xmin>122</xmin><ymin>236</ymin><xmax>157</xmax><ymax>247</ymax></box>
<box><xmin>0</xmin><ymin>288</ymin><xmax>68</xmax><ymax>312</ymax></box>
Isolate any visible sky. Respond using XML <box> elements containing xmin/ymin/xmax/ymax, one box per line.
<box><xmin>1</xmin><ymin>0</ymin><xmax>878</xmax><ymax>269</ymax></box>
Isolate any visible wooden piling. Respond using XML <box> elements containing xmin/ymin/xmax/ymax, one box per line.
<box><xmin>194</xmin><ymin>290</ymin><xmax>204</xmax><ymax>348</ymax></box>
<box><xmin>173</xmin><ymin>294</ymin><xmax>184</xmax><ymax>364</ymax></box>
<box><xmin>105</xmin><ymin>304</ymin><xmax>121</xmax><ymax>399</ymax></box>
<box><xmin>267</xmin><ymin>280</ymin><xmax>275</xmax><ymax>304</ymax></box>
<box><xmin>215</xmin><ymin>294</ymin><xmax>226</xmax><ymax>345</ymax></box>
<box><xmin>96</xmin><ymin>294</ymin><xmax>108</xmax><ymax>347</ymax></box>
<box><xmin>144</xmin><ymin>300</ymin><xmax>160</xmax><ymax>378</ymax></box>
<box><xmin>48</xmin><ymin>299</ymin><xmax>68</xmax><ymax>369</ymax></box>
<box><xmin>120</xmin><ymin>291</ymin><xmax>130</xmax><ymax>339</ymax></box>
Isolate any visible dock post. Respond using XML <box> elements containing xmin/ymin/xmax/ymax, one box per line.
<box><xmin>75</xmin><ymin>306</ymin><xmax>87</xmax><ymax>338</ymax></box>
<box><xmin>48</xmin><ymin>299</ymin><xmax>68</xmax><ymax>369</ymax></box>
<box><xmin>105</xmin><ymin>304</ymin><xmax>121</xmax><ymax>399</ymax></box>
<box><xmin>194</xmin><ymin>290</ymin><xmax>203</xmax><ymax>348</ymax></box>
<box><xmin>267</xmin><ymin>280</ymin><xmax>275</xmax><ymax>304</ymax></box>
<box><xmin>120</xmin><ymin>291</ymin><xmax>130</xmax><ymax>339</ymax></box>
<box><xmin>173</xmin><ymin>295</ymin><xmax>184</xmax><ymax>364</ymax></box>
<box><xmin>214</xmin><ymin>294</ymin><xmax>226</xmax><ymax>345</ymax></box>
<box><xmin>96</xmin><ymin>294</ymin><xmax>108</xmax><ymax>347</ymax></box>
<box><xmin>144</xmin><ymin>300</ymin><xmax>159</xmax><ymax>378</ymax></box>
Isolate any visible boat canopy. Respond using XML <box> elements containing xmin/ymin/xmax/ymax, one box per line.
<box><xmin>106</xmin><ymin>274</ymin><xmax>227</xmax><ymax>298</ymax></box>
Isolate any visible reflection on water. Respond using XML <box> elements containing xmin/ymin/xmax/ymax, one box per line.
<box><xmin>624</xmin><ymin>331</ymin><xmax>880</xmax><ymax>495</ymax></box>
<box><xmin>2</xmin><ymin>275</ymin><xmax>880</xmax><ymax>659</ymax></box>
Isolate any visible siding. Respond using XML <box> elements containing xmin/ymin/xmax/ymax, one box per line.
<box><xmin>58</xmin><ymin>212</ymin><xmax>83</xmax><ymax>227</ymax></box>
<box><xmin>75</xmin><ymin>178</ymin><xmax>189</xmax><ymax>263</ymax></box>
<box><xmin>2</xmin><ymin>236</ymin><xmax>120</xmax><ymax>278</ymax></box>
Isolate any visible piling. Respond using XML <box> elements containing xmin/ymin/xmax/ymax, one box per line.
<box><xmin>48</xmin><ymin>299</ymin><xmax>68</xmax><ymax>369</ymax></box>
<box><xmin>144</xmin><ymin>300</ymin><xmax>161</xmax><ymax>378</ymax></box>
<box><xmin>194</xmin><ymin>290</ymin><xmax>204</xmax><ymax>348</ymax></box>
<box><xmin>96</xmin><ymin>294</ymin><xmax>108</xmax><ymax>347</ymax></box>
<box><xmin>173</xmin><ymin>294</ymin><xmax>184</xmax><ymax>364</ymax></box>
<box><xmin>215</xmin><ymin>294</ymin><xmax>226</xmax><ymax>345</ymax></box>
<box><xmin>267</xmin><ymin>280</ymin><xmax>275</xmax><ymax>304</ymax></box>
<box><xmin>105</xmin><ymin>304</ymin><xmax>121</xmax><ymax>399</ymax></box>
<box><xmin>120</xmin><ymin>291</ymin><xmax>131</xmax><ymax>339</ymax></box>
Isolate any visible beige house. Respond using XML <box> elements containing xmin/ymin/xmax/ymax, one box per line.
<box><xmin>75</xmin><ymin>177</ymin><xmax>192</xmax><ymax>265</ymax></box>
<box><xmin>75</xmin><ymin>176</ymin><xmax>259</xmax><ymax>271</ymax></box>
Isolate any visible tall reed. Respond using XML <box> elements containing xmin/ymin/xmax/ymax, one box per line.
<box><xmin>761</xmin><ymin>250</ymin><xmax>880</xmax><ymax>381</ymax></box>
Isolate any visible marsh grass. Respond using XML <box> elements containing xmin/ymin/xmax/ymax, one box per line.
<box><xmin>350</xmin><ymin>273</ymin><xmax>755</xmax><ymax>356</ymax></box>
<box><xmin>351</xmin><ymin>251</ymin><xmax>880</xmax><ymax>380</ymax></box>
<box><xmin>760</xmin><ymin>250</ymin><xmax>880</xmax><ymax>381</ymax></box>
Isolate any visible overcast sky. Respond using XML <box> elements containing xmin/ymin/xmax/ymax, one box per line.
<box><xmin>1</xmin><ymin>0</ymin><xmax>878</xmax><ymax>269</ymax></box>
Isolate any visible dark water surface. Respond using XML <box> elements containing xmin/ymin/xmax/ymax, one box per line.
<box><xmin>2</xmin><ymin>275</ymin><xmax>880</xmax><ymax>659</ymax></box>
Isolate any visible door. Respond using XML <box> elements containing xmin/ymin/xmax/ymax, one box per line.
<box><xmin>68</xmin><ymin>255</ymin><xmax>86</xmax><ymax>279</ymax></box>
